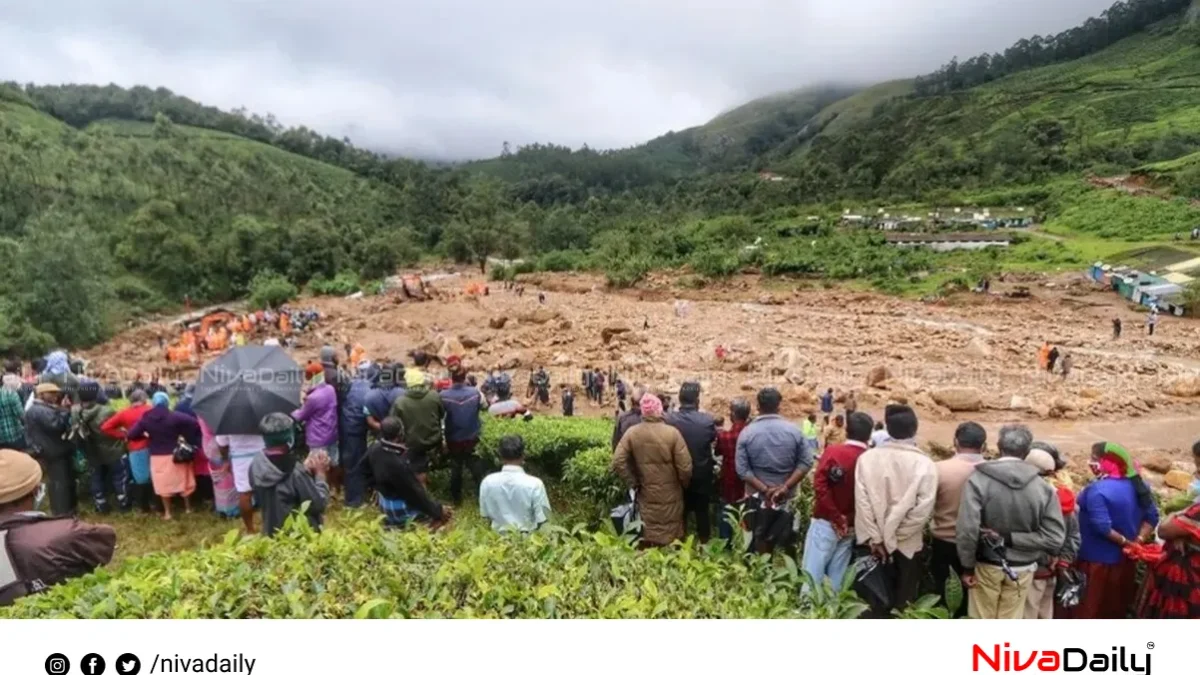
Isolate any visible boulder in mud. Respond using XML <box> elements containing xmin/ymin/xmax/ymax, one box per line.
<box><xmin>865</xmin><ymin>365</ymin><xmax>893</xmax><ymax>388</ymax></box>
<box><xmin>557</xmin><ymin>319</ymin><xmax>573</xmax><ymax>331</ymax></box>
<box><xmin>924</xmin><ymin>439</ymin><xmax>955</xmax><ymax>461</ymax></box>
<box><xmin>1164</xmin><ymin>469</ymin><xmax>1194</xmax><ymax>491</ymax></box>
<box><xmin>1078</xmin><ymin>387</ymin><xmax>1103</xmax><ymax>400</ymax></box>
<box><xmin>964</xmin><ymin>337</ymin><xmax>992</xmax><ymax>358</ymax></box>
<box><xmin>488</xmin><ymin>316</ymin><xmax>508</xmax><ymax>330</ymax></box>
<box><xmin>1009</xmin><ymin>395</ymin><xmax>1032</xmax><ymax>411</ymax></box>
<box><xmin>772</xmin><ymin>347</ymin><xmax>804</xmax><ymax>376</ymax></box>
<box><xmin>1143</xmin><ymin>452</ymin><xmax>1175</xmax><ymax>475</ymax></box>
<box><xmin>930</xmin><ymin>387</ymin><xmax>983</xmax><ymax>412</ymax></box>
<box><xmin>459</xmin><ymin>335</ymin><xmax>485</xmax><ymax>349</ymax></box>
<box><xmin>1162</xmin><ymin>374</ymin><xmax>1200</xmax><ymax>397</ymax></box>
<box><xmin>520</xmin><ymin>308</ymin><xmax>561</xmax><ymax>325</ymax></box>
<box><xmin>600</xmin><ymin>324</ymin><xmax>631</xmax><ymax>345</ymax></box>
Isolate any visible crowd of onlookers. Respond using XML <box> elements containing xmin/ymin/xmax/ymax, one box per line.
<box><xmin>609</xmin><ymin>383</ymin><xmax>1200</xmax><ymax>619</ymax></box>
<box><xmin>3</xmin><ymin>346</ymin><xmax>1198</xmax><ymax>618</ymax></box>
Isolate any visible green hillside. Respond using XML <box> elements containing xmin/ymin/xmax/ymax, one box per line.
<box><xmin>0</xmin><ymin>91</ymin><xmax>427</xmax><ymax>353</ymax></box>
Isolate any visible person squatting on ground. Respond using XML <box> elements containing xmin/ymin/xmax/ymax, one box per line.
<box><xmin>361</xmin><ymin>416</ymin><xmax>449</xmax><ymax>529</ymax></box>
<box><xmin>955</xmin><ymin>425</ymin><xmax>1066</xmax><ymax>619</ymax></box>
<box><xmin>250</xmin><ymin>413</ymin><xmax>329</xmax><ymax>537</ymax></box>
<box><xmin>803</xmin><ymin>411</ymin><xmax>872</xmax><ymax>591</ymax></box>
<box><xmin>612</xmin><ymin>394</ymin><xmax>692</xmax><ymax>547</ymax></box>
<box><xmin>666</xmin><ymin>381</ymin><xmax>717</xmax><ymax>543</ymax></box>
<box><xmin>0</xmin><ymin>450</ymin><xmax>116</xmax><ymax>607</ymax></box>
<box><xmin>480</xmin><ymin>435</ymin><xmax>552</xmax><ymax>533</ymax></box>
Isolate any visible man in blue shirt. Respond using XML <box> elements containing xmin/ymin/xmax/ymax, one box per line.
<box><xmin>441</xmin><ymin>357</ymin><xmax>487</xmax><ymax>504</ymax></box>
<box><xmin>819</xmin><ymin>388</ymin><xmax>835</xmax><ymax>424</ymax></box>
<box><xmin>480</xmin><ymin>436</ymin><xmax>551</xmax><ymax>532</ymax></box>
<box><xmin>364</xmin><ymin>363</ymin><xmax>405</xmax><ymax>433</ymax></box>
<box><xmin>735</xmin><ymin>388</ymin><xmax>814</xmax><ymax>553</ymax></box>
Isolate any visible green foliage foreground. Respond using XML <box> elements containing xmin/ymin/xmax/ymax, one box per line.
<box><xmin>1</xmin><ymin>513</ymin><xmax>812</xmax><ymax>619</ymax></box>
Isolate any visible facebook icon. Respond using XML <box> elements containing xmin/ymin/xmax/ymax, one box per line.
<box><xmin>81</xmin><ymin>654</ymin><xmax>106</xmax><ymax>675</ymax></box>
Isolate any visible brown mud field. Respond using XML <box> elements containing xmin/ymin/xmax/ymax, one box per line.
<box><xmin>85</xmin><ymin>268</ymin><xmax>1200</xmax><ymax>489</ymax></box>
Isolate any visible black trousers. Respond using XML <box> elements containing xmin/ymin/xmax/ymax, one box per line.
<box><xmin>42</xmin><ymin>456</ymin><xmax>77</xmax><ymax>517</ymax></box>
<box><xmin>857</xmin><ymin>548</ymin><xmax>925</xmax><ymax>618</ymax></box>
<box><xmin>449</xmin><ymin>451</ymin><xmax>484</xmax><ymax>504</ymax></box>
<box><xmin>929</xmin><ymin>538</ymin><xmax>968</xmax><ymax>618</ymax></box>
<box><xmin>682</xmin><ymin>489</ymin><xmax>712</xmax><ymax>542</ymax></box>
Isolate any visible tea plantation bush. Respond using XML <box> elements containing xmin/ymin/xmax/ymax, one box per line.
<box><xmin>1</xmin><ymin>514</ymin><xmax>812</xmax><ymax>619</ymax></box>
<box><xmin>478</xmin><ymin>416</ymin><xmax>612</xmax><ymax>476</ymax></box>
<box><xmin>562</xmin><ymin>446</ymin><xmax>626</xmax><ymax>519</ymax></box>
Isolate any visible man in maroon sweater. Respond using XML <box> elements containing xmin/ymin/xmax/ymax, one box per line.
<box><xmin>801</xmin><ymin>411</ymin><xmax>873</xmax><ymax>590</ymax></box>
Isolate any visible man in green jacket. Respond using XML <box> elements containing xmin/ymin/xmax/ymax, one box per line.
<box><xmin>390</xmin><ymin>369</ymin><xmax>444</xmax><ymax>484</ymax></box>
<box><xmin>71</xmin><ymin>382</ymin><xmax>130</xmax><ymax>513</ymax></box>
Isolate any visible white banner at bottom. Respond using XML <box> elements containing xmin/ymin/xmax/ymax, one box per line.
<box><xmin>1</xmin><ymin>619</ymin><xmax>1180</xmax><ymax>675</ymax></box>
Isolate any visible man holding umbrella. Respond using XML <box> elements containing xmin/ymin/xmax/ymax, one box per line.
<box><xmin>192</xmin><ymin>344</ymin><xmax>305</xmax><ymax>534</ymax></box>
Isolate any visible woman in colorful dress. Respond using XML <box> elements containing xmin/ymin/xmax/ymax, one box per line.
<box><xmin>199</xmin><ymin>415</ymin><xmax>240</xmax><ymax>518</ymax></box>
<box><xmin>1066</xmin><ymin>442</ymin><xmax>1159</xmax><ymax>618</ymax></box>
<box><xmin>1138</xmin><ymin>441</ymin><xmax>1200</xmax><ymax>619</ymax></box>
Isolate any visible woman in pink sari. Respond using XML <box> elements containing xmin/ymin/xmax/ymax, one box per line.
<box><xmin>199</xmin><ymin>416</ymin><xmax>239</xmax><ymax>518</ymax></box>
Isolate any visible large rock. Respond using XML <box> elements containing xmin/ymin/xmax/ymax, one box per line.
<box><xmin>600</xmin><ymin>324</ymin><xmax>632</xmax><ymax>345</ymax></box>
<box><xmin>520</xmin><ymin>308</ymin><xmax>561</xmax><ymax>325</ymax></box>
<box><xmin>1164</xmin><ymin>469</ymin><xmax>1194</xmax><ymax>491</ymax></box>
<box><xmin>1078</xmin><ymin>387</ymin><xmax>1103</xmax><ymax>400</ymax></box>
<box><xmin>772</xmin><ymin>347</ymin><xmax>804</xmax><ymax>376</ymax></box>
<box><xmin>488</xmin><ymin>316</ymin><xmax>508</xmax><ymax>330</ymax></box>
<box><xmin>459</xmin><ymin>335</ymin><xmax>485</xmax><ymax>349</ymax></box>
<box><xmin>964</xmin><ymin>337</ymin><xmax>992</xmax><ymax>359</ymax></box>
<box><xmin>1162</xmin><ymin>374</ymin><xmax>1200</xmax><ymax>397</ymax></box>
<box><xmin>498</xmin><ymin>352</ymin><xmax>525</xmax><ymax>370</ymax></box>
<box><xmin>924</xmin><ymin>440</ymin><xmax>955</xmax><ymax>461</ymax></box>
<box><xmin>930</xmin><ymin>387</ymin><xmax>983</xmax><ymax>412</ymax></box>
<box><xmin>1009</xmin><ymin>395</ymin><xmax>1032</xmax><ymax>411</ymax></box>
<box><xmin>865</xmin><ymin>365</ymin><xmax>893</xmax><ymax>388</ymax></box>
<box><xmin>1143</xmin><ymin>452</ymin><xmax>1175</xmax><ymax>475</ymax></box>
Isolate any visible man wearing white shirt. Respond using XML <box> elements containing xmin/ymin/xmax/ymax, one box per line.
<box><xmin>479</xmin><ymin>436</ymin><xmax>551</xmax><ymax>532</ymax></box>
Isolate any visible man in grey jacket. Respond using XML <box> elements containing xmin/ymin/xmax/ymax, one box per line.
<box><xmin>249</xmin><ymin>413</ymin><xmax>330</xmax><ymax>537</ymax></box>
<box><xmin>956</xmin><ymin>424</ymin><xmax>1066</xmax><ymax>619</ymax></box>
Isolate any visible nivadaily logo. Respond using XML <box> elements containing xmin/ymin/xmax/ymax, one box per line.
<box><xmin>973</xmin><ymin>643</ymin><xmax>1151</xmax><ymax>674</ymax></box>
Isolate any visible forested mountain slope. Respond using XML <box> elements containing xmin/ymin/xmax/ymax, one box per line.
<box><xmin>0</xmin><ymin>87</ymin><xmax>435</xmax><ymax>353</ymax></box>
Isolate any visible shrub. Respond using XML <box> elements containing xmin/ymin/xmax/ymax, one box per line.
<box><xmin>562</xmin><ymin>446</ymin><xmax>625</xmax><ymax>517</ymax></box>
<box><xmin>111</xmin><ymin>275</ymin><xmax>170</xmax><ymax>314</ymax></box>
<box><xmin>691</xmin><ymin>247</ymin><xmax>741</xmax><ymax>278</ymax></box>
<box><xmin>514</xmin><ymin>260</ymin><xmax>536</xmax><ymax>274</ymax></box>
<box><xmin>537</xmin><ymin>250</ymin><xmax>587</xmax><ymax>272</ymax></box>
<box><xmin>489</xmin><ymin>265</ymin><xmax>516</xmax><ymax>282</ymax></box>
<box><xmin>247</xmin><ymin>271</ymin><xmax>298</xmax><ymax>309</ymax></box>
<box><xmin>308</xmin><ymin>271</ymin><xmax>361</xmax><ymax>297</ymax></box>
<box><xmin>479</xmin><ymin>416</ymin><xmax>613</xmax><ymax>477</ymax></box>
<box><xmin>1</xmin><ymin>515</ymin><xmax>813</xmax><ymax>618</ymax></box>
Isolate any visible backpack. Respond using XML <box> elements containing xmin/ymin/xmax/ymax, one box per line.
<box><xmin>0</xmin><ymin>521</ymin><xmax>49</xmax><ymax>607</ymax></box>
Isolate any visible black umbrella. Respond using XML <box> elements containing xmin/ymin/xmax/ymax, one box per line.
<box><xmin>191</xmin><ymin>346</ymin><xmax>303</xmax><ymax>435</ymax></box>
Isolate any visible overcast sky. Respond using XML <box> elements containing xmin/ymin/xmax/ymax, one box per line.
<box><xmin>1</xmin><ymin>0</ymin><xmax>1119</xmax><ymax>159</ymax></box>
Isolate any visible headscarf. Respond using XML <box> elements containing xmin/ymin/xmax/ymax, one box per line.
<box><xmin>1096</xmin><ymin>442</ymin><xmax>1139</xmax><ymax>479</ymax></box>
<box><xmin>1094</xmin><ymin>441</ymin><xmax>1153</xmax><ymax>508</ymax></box>
<box><xmin>405</xmin><ymin>369</ymin><xmax>426</xmax><ymax>388</ymax></box>
<box><xmin>152</xmin><ymin>391</ymin><xmax>170</xmax><ymax>408</ymax></box>
<box><xmin>43</xmin><ymin>351</ymin><xmax>69</xmax><ymax>376</ymax></box>
<box><xmin>640</xmin><ymin>393</ymin><xmax>664</xmax><ymax>418</ymax></box>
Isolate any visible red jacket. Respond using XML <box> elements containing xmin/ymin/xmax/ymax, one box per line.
<box><xmin>812</xmin><ymin>441</ymin><xmax>869</xmax><ymax>531</ymax></box>
<box><xmin>99</xmin><ymin>403</ymin><xmax>150</xmax><ymax>452</ymax></box>
<box><xmin>715</xmin><ymin>422</ymin><xmax>748</xmax><ymax>504</ymax></box>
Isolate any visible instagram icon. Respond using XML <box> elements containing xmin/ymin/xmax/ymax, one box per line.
<box><xmin>45</xmin><ymin>653</ymin><xmax>70</xmax><ymax>675</ymax></box>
